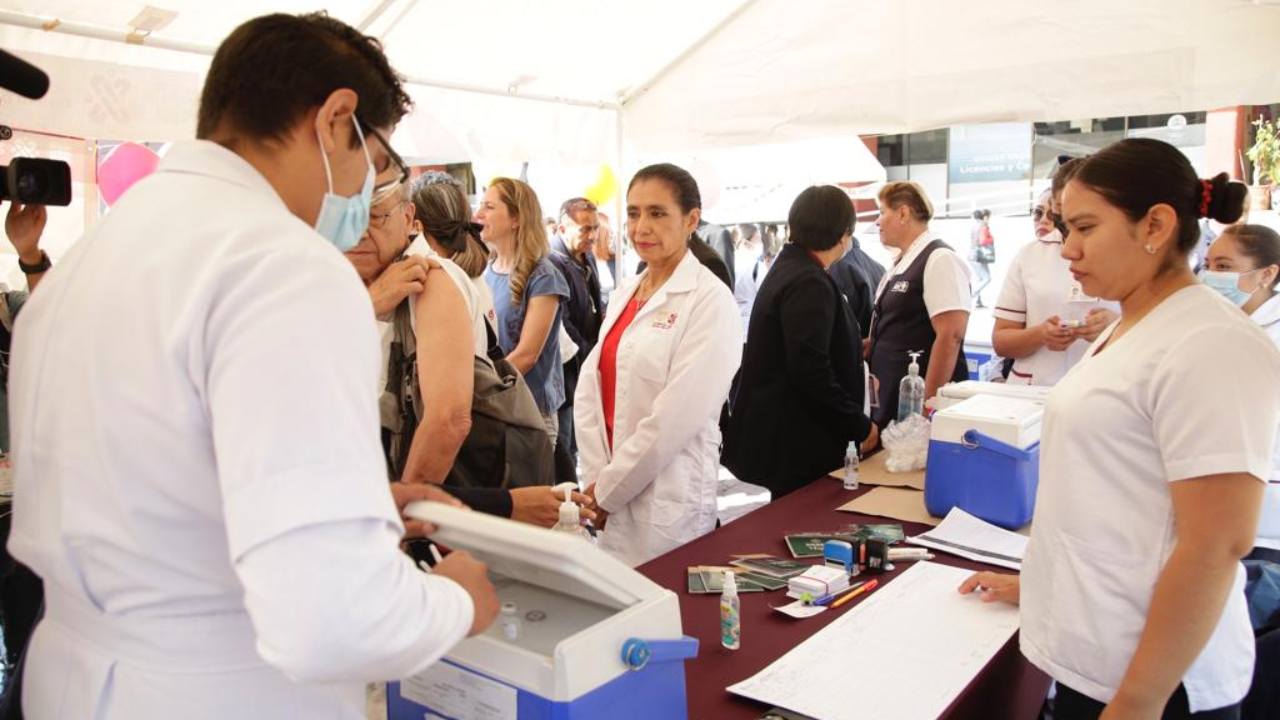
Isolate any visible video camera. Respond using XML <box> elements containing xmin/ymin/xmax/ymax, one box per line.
<box><xmin>0</xmin><ymin>49</ymin><xmax>73</xmax><ymax>206</ymax></box>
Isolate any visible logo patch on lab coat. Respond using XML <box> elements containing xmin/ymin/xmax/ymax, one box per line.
<box><xmin>652</xmin><ymin>312</ymin><xmax>678</xmax><ymax>330</ymax></box>
<box><xmin>891</xmin><ymin>280</ymin><xmax>910</xmax><ymax>293</ymax></box>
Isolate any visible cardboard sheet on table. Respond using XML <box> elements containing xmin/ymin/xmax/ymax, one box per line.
<box><xmin>837</xmin><ymin>486</ymin><xmax>940</xmax><ymax>526</ymax></box>
<box><xmin>829</xmin><ymin>451</ymin><xmax>925</xmax><ymax>490</ymax></box>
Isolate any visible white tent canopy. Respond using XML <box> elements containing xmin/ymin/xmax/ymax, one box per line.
<box><xmin>2</xmin><ymin>0</ymin><xmax>1279</xmax><ymax>165</ymax></box>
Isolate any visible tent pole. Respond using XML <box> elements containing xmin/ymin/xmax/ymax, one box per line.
<box><xmin>357</xmin><ymin>0</ymin><xmax>401</xmax><ymax>32</ymax></box>
<box><xmin>614</xmin><ymin>107</ymin><xmax>626</xmax><ymax>282</ymax></box>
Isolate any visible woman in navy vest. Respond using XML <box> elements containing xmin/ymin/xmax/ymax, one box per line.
<box><xmin>866</xmin><ymin>181</ymin><xmax>971</xmax><ymax>428</ymax></box>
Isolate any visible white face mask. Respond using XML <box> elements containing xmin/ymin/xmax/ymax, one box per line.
<box><xmin>313</xmin><ymin>115</ymin><xmax>374</xmax><ymax>252</ymax></box>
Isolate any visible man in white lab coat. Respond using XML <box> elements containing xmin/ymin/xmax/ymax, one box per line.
<box><xmin>7</xmin><ymin>13</ymin><xmax>498</xmax><ymax>719</ymax></box>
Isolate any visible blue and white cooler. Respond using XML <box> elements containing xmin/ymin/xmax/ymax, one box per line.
<box><xmin>924</xmin><ymin>394</ymin><xmax>1044</xmax><ymax>529</ymax></box>
<box><xmin>390</xmin><ymin>502</ymin><xmax>698</xmax><ymax>720</ymax></box>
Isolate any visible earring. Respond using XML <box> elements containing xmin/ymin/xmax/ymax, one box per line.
<box><xmin>1144</xmin><ymin>244</ymin><xmax>1157</xmax><ymax>255</ymax></box>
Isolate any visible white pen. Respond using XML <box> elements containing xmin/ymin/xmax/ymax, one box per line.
<box><xmin>887</xmin><ymin>548</ymin><xmax>935</xmax><ymax>561</ymax></box>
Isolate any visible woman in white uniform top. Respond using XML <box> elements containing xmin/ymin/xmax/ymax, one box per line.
<box><xmin>576</xmin><ymin>163</ymin><xmax>741</xmax><ymax>567</ymax></box>
<box><xmin>960</xmin><ymin>138</ymin><xmax>1280</xmax><ymax>719</ymax></box>
<box><xmin>992</xmin><ymin>184</ymin><xmax>1118</xmax><ymax>386</ymax></box>
<box><xmin>1204</xmin><ymin>224</ymin><xmax>1280</xmax><ymax>560</ymax></box>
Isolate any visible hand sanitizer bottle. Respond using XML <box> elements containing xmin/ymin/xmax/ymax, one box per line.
<box><xmin>843</xmin><ymin>441</ymin><xmax>860</xmax><ymax>490</ymax></box>
<box><xmin>551</xmin><ymin>491</ymin><xmax>593</xmax><ymax>541</ymax></box>
<box><xmin>720</xmin><ymin>571</ymin><xmax>741</xmax><ymax>650</ymax></box>
<box><xmin>897</xmin><ymin>350</ymin><xmax>926</xmax><ymax>422</ymax></box>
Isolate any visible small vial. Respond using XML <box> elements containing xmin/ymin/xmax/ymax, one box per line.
<box><xmin>843</xmin><ymin>442</ymin><xmax>860</xmax><ymax>490</ymax></box>
<box><xmin>500</xmin><ymin>602</ymin><xmax>521</xmax><ymax>641</ymax></box>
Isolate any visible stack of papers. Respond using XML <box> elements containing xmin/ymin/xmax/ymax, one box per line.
<box><xmin>786</xmin><ymin>566</ymin><xmax>850</xmax><ymax>600</ymax></box>
<box><xmin>729</xmin><ymin>562</ymin><xmax>1021</xmax><ymax>720</ymax></box>
<box><xmin>906</xmin><ymin>508</ymin><xmax>1028</xmax><ymax>571</ymax></box>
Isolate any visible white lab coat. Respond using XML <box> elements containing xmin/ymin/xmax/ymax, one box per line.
<box><xmin>575</xmin><ymin>250</ymin><xmax>741</xmax><ymax>567</ymax></box>
<box><xmin>1252</xmin><ymin>293</ymin><xmax>1280</xmax><ymax>550</ymax></box>
<box><xmin>8</xmin><ymin>141</ymin><xmax>473</xmax><ymax>719</ymax></box>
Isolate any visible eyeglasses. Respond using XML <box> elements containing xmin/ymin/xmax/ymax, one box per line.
<box><xmin>1031</xmin><ymin>207</ymin><xmax>1048</xmax><ymax>221</ymax></box>
<box><xmin>359</xmin><ymin>120</ymin><xmax>410</xmax><ymax>187</ymax></box>
<box><xmin>368</xmin><ymin>201</ymin><xmax>403</xmax><ymax>229</ymax></box>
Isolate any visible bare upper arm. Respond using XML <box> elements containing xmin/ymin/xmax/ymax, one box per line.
<box><xmin>930</xmin><ymin>309</ymin><xmax>969</xmax><ymax>341</ymax></box>
<box><xmin>414</xmin><ymin>271</ymin><xmax>473</xmax><ymax>416</ymax></box>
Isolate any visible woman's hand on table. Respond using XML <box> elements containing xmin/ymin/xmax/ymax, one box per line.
<box><xmin>957</xmin><ymin>571</ymin><xmax>1021</xmax><ymax>606</ymax></box>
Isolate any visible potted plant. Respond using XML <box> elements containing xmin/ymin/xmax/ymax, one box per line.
<box><xmin>1246</xmin><ymin>115</ymin><xmax>1279</xmax><ymax>211</ymax></box>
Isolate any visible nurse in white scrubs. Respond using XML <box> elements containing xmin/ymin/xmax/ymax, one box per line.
<box><xmin>960</xmin><ymin>138</ymin><xmax>1280</xmax><ymax>719</ymax></box>
<box><xmin>991</xmin><ymin>187</ymin><xmax>1118</xmax><ymax>386</ymax></box>
<box><xmin>8</xmin><ymin>14</ymin><xmax>498</xmax><ymax>719</ymax></box>
<box><xmin>1203</xmin><ymin>224</ymin><xmax>1280</xmax><ymax>560</ymax></box>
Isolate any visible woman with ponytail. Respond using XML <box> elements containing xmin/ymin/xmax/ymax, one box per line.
<box><xmin>960</xmin><ymin>138</ymin><xmax>1280</xmax><ymax>719</ymax></box>
<box><xmin>410</xmin><ymin>172</ymin><xmax>496</xmax><ymax>353</ymax></box>
<box><xmin>477</xmin><ymin>177</ymin><xmax>570</xmax><ymax>443</ymax></box>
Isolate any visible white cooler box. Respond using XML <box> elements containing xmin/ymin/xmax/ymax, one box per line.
<box><xmin>388</xmin><ymin>502</ymin><xmax>697</xmax><ymax>720</ymax></box>
<box><xmin>925</xmin><ymin>395</ymin><xmax>1044</xmax><ymax>529</ymax></box>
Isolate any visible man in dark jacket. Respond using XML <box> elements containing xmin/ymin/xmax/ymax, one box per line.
<box><xmin>721</xmin><ymin>187</ymin><xmax>878</xmax><ymax>499</ymax></box>
<box><xmin>829</xmin><ymin>236</ymin><xmax>886</xmax><ymax>339</ymax></box>
<box><xmin>548</xmin><ymin>198</ymin><xmax>605</xmax><ymax>473</ymax></box>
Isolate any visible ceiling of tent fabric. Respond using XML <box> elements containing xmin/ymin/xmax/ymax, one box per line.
<box><xmin>3</xmin><ymin>0</ymin><xmax>1280</xmax><ymax>162</ymax></box>
<box><xmin>621</xmin><ymin>0</ymin><xmax>1280</xmax><ymax>152</ymax></box>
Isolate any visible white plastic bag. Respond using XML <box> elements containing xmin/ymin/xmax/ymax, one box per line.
<box><xmin>881</xmin><ymin>414</ymin><xmax>931</xmax><ymax>472</ymax></box>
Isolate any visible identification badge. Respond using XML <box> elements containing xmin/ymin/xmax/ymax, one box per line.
<box><xmin>1066</xmin><ymin>280</ymin><xmax>1097</xmax><ymax>303</ymax></box>
<box><xmin>652</xmin><ymin>312</ymin><xmax>678</xmax><ymax>330</ymax></box>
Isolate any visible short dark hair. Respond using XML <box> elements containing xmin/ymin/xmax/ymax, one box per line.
<box><xmin>559</xmin><ymin>197</ymin><xmax>598</xmax><ymax>221</ymax></box>
<box><xmin>1073</xmin><ymin>138</ymin><xmax>1247</xmax><ymax>257</ymax></box>
<box><xmin>788</xmin><ymin>185</ymin><xmax>854</xmax><ymax>252</ymax></box>
<box><xmin>1222</xmin><ymin>224</ymin><xmax>1280</xmax><ymax>290</ymax></box>
<box><xmin>1051</xmin><ymin>157</ymin><xmax>1084</xmax><ymax>200</ymax></box>
<box><xmin>197</xmin><ymin>13</ymin><xmax>412</xmax><ymax>144</ymax></box>
<box><xmin>628</xmin><ymin>163</ymin><xmax>701</xmax><ymax>214</ymax></box>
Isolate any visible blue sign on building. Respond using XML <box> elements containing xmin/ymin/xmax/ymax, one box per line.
<box><xmin>948</xmin><ymin>123</ymin><xmax>1033</xmax><ymax>184</ymax></box>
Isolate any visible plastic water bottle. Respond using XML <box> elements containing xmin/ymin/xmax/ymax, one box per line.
<box><xmin>843</xmin><ymin>441</ymin><xmax>860</xmax><ymax>490</ymax></box>
<box><xmin>897</xmin><ymin>350</ymin><xmax>926</xmax><ymax>422</ymax></box>
<box><xmin>720</xmin><ymin>571</ymin><xmax>741</xmax><ymax>650</ymax></box>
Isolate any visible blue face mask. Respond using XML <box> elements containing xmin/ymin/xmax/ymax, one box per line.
<box><xmin>314</xmin><ymin>116</ymin><xmax>374</xmax><ymax>252</ymax></box>
<box><xmin>1201</xmin><ymin>270</ymin><xmax>1257</xmax><ymax>307</ymax></box>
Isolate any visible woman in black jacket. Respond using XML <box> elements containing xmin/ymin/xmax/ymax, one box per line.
<box><xmin>721</xmin><ymin>186</ymin><xmax>879</xmax><ymax>498</ymax></box>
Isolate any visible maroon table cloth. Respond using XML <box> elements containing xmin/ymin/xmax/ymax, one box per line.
<box><xmin>636</xmin><ymin>476</ymin><xmax>1052</xmax><ymax>720</ymax></box>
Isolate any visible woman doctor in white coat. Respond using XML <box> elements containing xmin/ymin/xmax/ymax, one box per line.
<box><xmin>960</xmin><ymin>139</ymin><xmax>1280</xmax><ymax>719</ymax></box>
<box><xmin>1203</xmin><ymin>223</ymin><xmax>1280</xmax><ymax>560</ymax></box>
<box><xmin>576</xmin><ymin>163</ymin><xmax>741</xmax><ymax>567</ymax></box>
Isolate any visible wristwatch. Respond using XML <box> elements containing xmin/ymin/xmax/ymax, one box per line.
<box><xmin>18</xmin><ymin>250</ymin><xmax>51</xmax><ymax>275</ymax></box>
